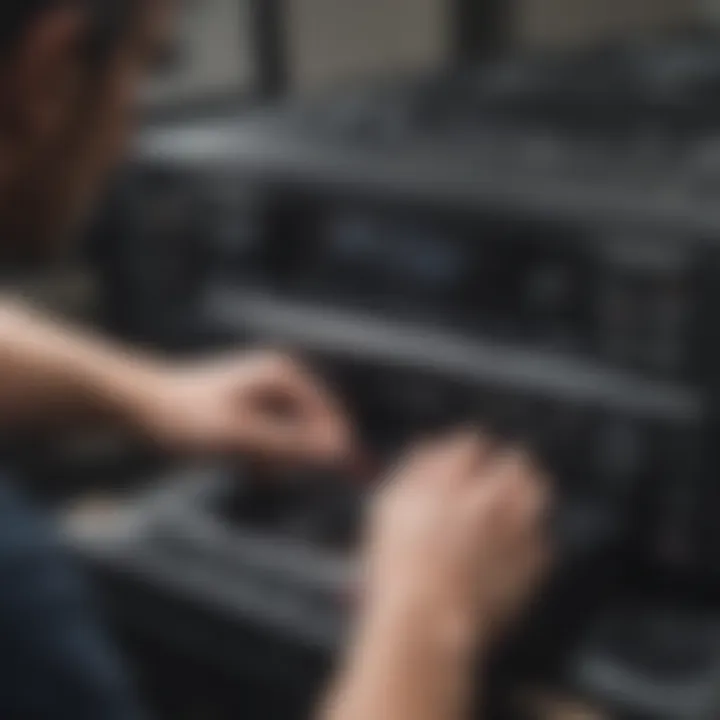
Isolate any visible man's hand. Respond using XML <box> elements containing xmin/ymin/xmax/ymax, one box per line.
<box><xmin>321</xmin><ymin>433</ymin><xmax>550</xmax><ymax>720</ymax></box>
<box><xmin>130</xmin><ymin>352</ymin><xmax>354</xmax><ymax>465</ymax></box>
<box><xmin>365</xmin><ymin>433</ymin><xmax>550</xmax><ymax>641</ymax></box>
<box><xmin>0</xmin><ymin>302</ymin><xmax>353</xmax><ymax>465</ymax></box>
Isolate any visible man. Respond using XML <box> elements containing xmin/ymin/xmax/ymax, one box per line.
<box><xmin>0</xmin><ymin>1</ymin><xmax>550</xmax><ymax>719</ymax></box>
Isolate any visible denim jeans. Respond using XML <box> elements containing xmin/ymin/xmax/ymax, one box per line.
<box><xmin>0</xmin><ymin>473</ymin><xmax>143</xmax><ymax>719</ymax></box>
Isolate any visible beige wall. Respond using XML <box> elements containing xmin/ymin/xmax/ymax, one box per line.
<box><xmin>142</xmin><ymin>0</ymin><xmax>254</xmax><ymax>106</ymax></box>
<box><xmin>286</xmin><ymin>0</ymin><xmax>703</xmax><ymax>90</ymax></box>
<box><xmin>515</xmin><ymin>0</ymin><xmax>695</xmax><ymax>48</ymax></box>
<box><xmin>697</xmin><ymin>0</ymin><xmax>720</xmax><ymax>24</ymax></box>
<box><xmin>144</xmin><ymin>0</ymin><xmax>449</xmax><ymax>101</ymax></box>
<box><xmin>286</xmin><ymin>0</ymin><xmax>449</xmax><ymax>91</ymax></box>
<box><xmin>143</xmin><ymin>0</ymin><xmax>707</xmax><ymax>104</ymax></box>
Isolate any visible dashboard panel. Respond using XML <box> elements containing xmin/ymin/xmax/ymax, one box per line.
<box><xmin>211</xmin><ymin>196</ymin><xmax>703</xmax><ymax>384</ymax></box>
<box><xmin>82</xmin><ymin>40</ymin><xmax>720</xmax><ymax>718</ymax></box>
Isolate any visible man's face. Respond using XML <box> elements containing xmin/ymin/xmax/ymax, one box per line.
<box><xmin>0</xmin><ymin>1</ymin><xmax>175</xmax><ymax>257</ymax></box>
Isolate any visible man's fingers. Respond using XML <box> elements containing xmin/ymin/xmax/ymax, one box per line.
<box><xmin>265</xmin><ymin>357</ymin><xmax>341</xmax><ymax>419</ymax></box>
<box><xmin>251</xmin><ymin>357</ymin><xmax>356</xmax><ymax>461</ymax></box>
<box><xmin>404</xmin><ymin>430</ymin><xmax>497</xmax><ymax>485</ymax></box>
<box><xmin>497</xmin><ymin>450</ymin><xmax>550</xmax><ymax>527</ymax></box>
<box><xmin>467</xmin><ymin>446</ymin><xmax>550</xmax><ymax>543</ymax></box>
<box><xmin>228</xmin><ymin>411</ymin><xmax>346</xmax><ymax>464</ymax></box>
<box><xmin>495</xmin><ymin>536</ymin><xmax>553</xmax><ymax>622</ymax></box>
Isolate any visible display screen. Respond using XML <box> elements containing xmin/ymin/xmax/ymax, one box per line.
<box><xmin>323</xmin><ymin>211</ymin><xmax>469</xmax><ymax>296</ymax></box>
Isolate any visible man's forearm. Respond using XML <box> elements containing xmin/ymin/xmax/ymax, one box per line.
<box><xmin>320</xmin><ymin>595</ymin><xmax>480</xmax><ymax>720</ymax></box>
<box><xmin>0</xmin><ymin>299</ymin><xmax>158</xmax><ymax>430</ymax></box>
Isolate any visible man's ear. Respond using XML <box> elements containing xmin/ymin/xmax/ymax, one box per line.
<box><xmin>1</xmin><ymin>6</ymin><xmax>87</xmax><ymax>144</ymax></box>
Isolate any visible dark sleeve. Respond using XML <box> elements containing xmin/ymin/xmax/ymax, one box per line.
<box><xmin>0</xmin><ymin>477</ymin><xmax>146</xmax><ymax>720</ymax></box>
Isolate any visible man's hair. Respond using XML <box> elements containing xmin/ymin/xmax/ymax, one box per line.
<box><xmin>0</xmin><ymin>0</ymin><xmax>138</xmax><ymax>63</ymax></box>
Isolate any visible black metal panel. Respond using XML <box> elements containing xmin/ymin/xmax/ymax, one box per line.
<box><xmin>452</xmin><ymin>0</ymin><xmax>512</xmax><ymax>64</ymax></box>
<box><xmin>248</xmin><ymin>0</ymin><xmax>288</xmax><ymax>98</ymax></box>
